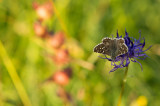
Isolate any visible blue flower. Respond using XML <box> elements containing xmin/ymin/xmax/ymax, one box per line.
<box><xmin>100</xmin><ymin>30</ymin><xmax>152</xmax><ymax>72</ymax></box>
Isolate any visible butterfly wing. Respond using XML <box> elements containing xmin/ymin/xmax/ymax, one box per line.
<box><xmin>116</xmin><ymin>38</ymin><xmax>128</xmax><ymax>56</ymax></box>
<box><xmin>93</xmin><ymin>43</ymin><xmax>110</xmax><ymax>55</ymax></box>
<box><xmin>102</xmin><ymin>37</ymin><xmax>112</xmax><ymax>46</ymax></box>
<box><xmin>94</xmin><ymin>37</ymin><xmax>128</xmax><ymax>59</ymax></box>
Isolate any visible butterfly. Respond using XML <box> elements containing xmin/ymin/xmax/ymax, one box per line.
<box><xmin>93</xmin><ymin>37</ymin><xmax>128</xmax><ymax>60</ymax></box>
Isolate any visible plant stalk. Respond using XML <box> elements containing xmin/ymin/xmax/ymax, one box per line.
<box><xmin>117</xmin><ymin>65</ymin><xmax>129</xmax><ymax>106</ymax></box>
<box><xmin>0</xmin><ymin>41</ymin><xmax>32</xmax><ymax>106</ymax></box>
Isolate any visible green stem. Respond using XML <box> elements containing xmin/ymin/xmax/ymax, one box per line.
<box><xmin>0</xmin><ymin>41</ymin><xmax>32</xmax><ymax>106</ymax></box>
<box><xmin>117</xmin><ymin>65</ymin><xmax>129</xmax><ymax>106</ymax></box>
<box><xmin>49</xmin><ymin>0</ymin><xmax>70</xmax><ymax>38</ymax></box>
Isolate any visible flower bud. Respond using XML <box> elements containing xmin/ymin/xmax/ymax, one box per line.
<box><xmin>47</xmin><ymin>32</ymin><xmax>65</xmax><ymax>49</ymax></box>
<box><xmin>35</xmin><ymin>2</ymin><xmax>53</xmax><ymax>20</ymax></box>
<box><xmin>53</xmin><ymin>71</ymin><xmax>69</xmax><ymax>86</ymax></box>
<box><xmin>53</xmin><ymin>49</ymin><xmax>70</xmax><ymax>65</ymax></box>
<box><xmin>34</xmin><ymin>22</ymin><xmax>47</xmax><ymax>38</ymax></box>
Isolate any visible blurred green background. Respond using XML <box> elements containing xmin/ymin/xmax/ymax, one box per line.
<box><xmin>0</xmin><ymin>0</ymin><xmax>160</xmax><ymax>106</ymax></box>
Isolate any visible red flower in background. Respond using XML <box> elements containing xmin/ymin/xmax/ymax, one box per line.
<box><xmin>53</xmin><ymin>68</ymin><xmax>72</xmax><ymax>86</ymax></box>
<box><xmin>53</xmin><ymin>71</ymin><xmax>69</xmax><ymax>86</ymax></box>
<box><xmin>33</xmin><ymin>2</ymin><xmax>53</xmax><ymax>20</ymax></box>
<box><xmin>53</xmin><ymin>49</ymin><xmax>70</xmax><ymax>65</ymax></box>
<box><xmin>34</xmin><ymin>21</ymin><xmax>47</xmax><ymax>38</ymax></box>
<box><xmin>47</xmin><ymin>32</ymin><xmax>65</xmax><ymax>49</ymax></box>
<box><xmin>33</xmin><ymin>1</ymin><xmax>73</xmax><ymax>104</ymax></box>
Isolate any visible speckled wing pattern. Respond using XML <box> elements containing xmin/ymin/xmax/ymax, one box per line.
<box><xmin>93</xmin><ymin>37</ymin><xmax>111</xmax><ymax>55</ymax></box>
<box><xmin>116</xmin><ymin>38</ymin><xmax>128</xmax><ymax>56</ymax></box>
<box><xmin>93</xmin><ymin>37</ymin><xmax>128</xmax><ymax>57</ymax></box>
